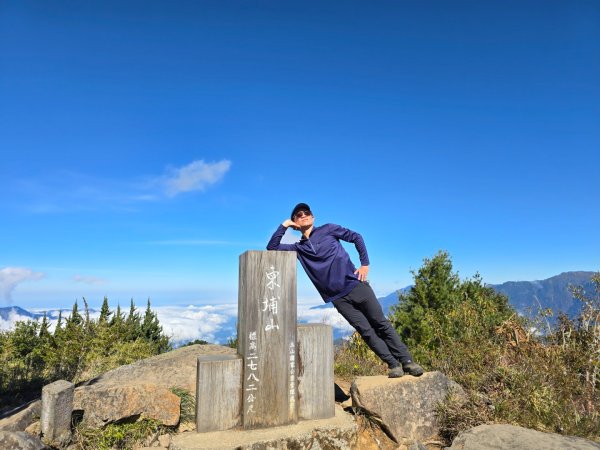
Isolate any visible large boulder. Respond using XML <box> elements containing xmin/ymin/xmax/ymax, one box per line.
<box><xmin>73</xmin><ymin>344</ymin><xmax>235</xmax><ymax>428</ymax></box>
<box><xmin>0</xmin><ymin>400</ymin><xmax>40</xmax><ymax>432</ymax></box>
<box><xmin>0</xmin><ymin>430</ymin><xmax>48</xmax><ymax>450</ymax></box>
<box><xmin>78</xmin><ymin>344</ymin><xmax>236</xmax><ymax>395</ymax></box>
<box><xmin>74</xmin><ymin>384</ymin><xmax>180</xmax><ymax>428</ymax></box>
<box><xmin>448</xmin><ymin>424</ymin><xmax>600</xmax><ymax>450</ymax></box>
<box><xmin>350</xmin><ymin>371</ymin><xmax>463</xmax><ymax>446</ymax></box>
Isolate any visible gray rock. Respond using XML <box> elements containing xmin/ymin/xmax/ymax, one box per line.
<box><xmin>408</xmin><ymin>443</ymin><xmax>428</xmax><ymax>450</ymax></box>
<box><xmin>78</xmin><ymin>344</ymin><xmax>236</xmax><ymax>395</ymax></box>
<box><xmin>448</xmin><ymin>424</ymin><xmax>600</xmax><ymax>450</ymax></box>
<box><xmin>25</xmin><ymin>420</ymin><xmax>41</xmax><ymax>437</ymax></box>
<box><xmin>0</xmin><ymin>430</ymin><xmax>49</xmax><ymax>450</ymax></box>
<box><xmin>351</xmin><ymin>371</ymin><xmax>464</xmax><ymax>446</ymax></box>
<box><xmin>74</xmin><ymin>384</ymin><xmax>180</xmax><ymax>428</ymax></box>
<box><xmin>0</xmin><ymin>400</ymin><xmax>40</xmax><ymax>432</ymax></box>
<box><xmin>41</xmin><ymin>380</ymin><xmax>74</xmax><ymax>447</ymax></box>
<box><xmin>73</xmin><ymin>344</ymin><xmax>234</xmax><ymax>428</ymax></box>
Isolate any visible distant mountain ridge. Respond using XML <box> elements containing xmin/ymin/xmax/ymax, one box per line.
<box><xmin>490</xmin><ymin>271</ymin><xmax>596</xmax><ymax>318</ymax></box>
<box><xmin>0</xmin><ymin>306</ymin><xmax>44</xmax><ymax>321</ymax></box>
<box><xmin>374</xmin><ymin>271</ymin><xmax>597</xmax><ymax>319</ymax></box>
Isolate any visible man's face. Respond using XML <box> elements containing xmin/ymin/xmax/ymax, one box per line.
<box><xmin>293</xmin><ymin>209</ymin><xmax>314</xmax><ymax>227</ymax></box>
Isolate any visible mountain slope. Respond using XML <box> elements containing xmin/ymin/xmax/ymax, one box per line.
<box><xmin>490</xmin><ymin>271</ymin><xmax>596</xmax><ymax>318</ymax></box>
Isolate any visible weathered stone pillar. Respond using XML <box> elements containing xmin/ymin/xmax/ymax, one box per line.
<box><xmin>196</xmin><ymin>355</ymin><xmax>243</xmax><ymax>432</ymax></box>
<box><xmin>41</xmin><ymin>379</ymin><xmax>74</xmax><ymax>446</ymax></box>
<box><xmin>297</xmin><ymin>324</ymin><xmax>335</xmax><ymax>420</ymax></box>
<box><xmin>238</xmin><ymin>250</ymin><xmax>298</xmax><ymax>428</ymax></box>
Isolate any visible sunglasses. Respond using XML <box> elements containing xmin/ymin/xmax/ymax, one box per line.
<box><xmin>294</xmin><ymin>210</ymin><xmax>312</xmax><ymax>218</ymax></box>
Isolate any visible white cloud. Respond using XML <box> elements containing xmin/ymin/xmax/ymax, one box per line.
<box><xmin>0</xmin><ymin>267</ymin><xmax>44</xmax><ymax>303</ymax></box>
<box><xmin>1</xmin><ymin>300</ymin><xmax>354</xmax><ymax>345</ymax></box>
<box><xmin>73</xmin><ymin>275</ymin><xmax>108</xmax><ymax>285</ymax></box>
<box><xmin>154</xmin><ymin>304</ymin><xmax>238</xmax><ymax>344</ymax></box>
<box><xmin>163</xmin><ymin>160</ymin><xmax>231</xmax><ymax>197</ymax></box>
<box><xmin>0</xmin><ymin>309</ymin><xmax>34</xmax><ymax>331</ymax></box>
<box><xmin>13</xmin><ymin>159</ymin><xmax>232</xmax><ymax>214</ymax></box>
<box><xmin>297</xmin><ymin>302</ymin><xmax>354</xmax><ymax>336</ymax></box>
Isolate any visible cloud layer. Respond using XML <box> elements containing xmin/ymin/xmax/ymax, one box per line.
<box><xmin>0</xmin><ymin>267</ymin><xmax>44</xmax><ymax>303</ymax></box>
<box><xmin>1</xmin><ymin>301</ymin><xmax>355</xmax><ymax>345</ymax></box>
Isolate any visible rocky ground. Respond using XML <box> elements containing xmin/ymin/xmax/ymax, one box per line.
<box><xmin>1</xmin><ymin>344</ymin><xmax>599</xmax><ymax>450</ymax></box>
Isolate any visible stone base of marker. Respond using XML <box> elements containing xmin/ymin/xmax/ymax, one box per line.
<box><xmin>297</xmin><ymin>324</ymin><xmax>335</xmax><ymax>420</ymax></box>
<box><xmin>173</xmin><ymin>404</ymin><xmax>356</xmax><ymax>450</ymax></box>
<box><xmin>41</xmin><ymin>380</ymin><xmax>74</xmax><ymax>447</ymax></box>
<box><xmin>196</xmin><ymin>355</ymin><xmax>243</xmax><ymax>432</ymax></box>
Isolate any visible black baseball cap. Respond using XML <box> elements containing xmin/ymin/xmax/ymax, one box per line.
<box><xmin>291</xmin><ymin>202</ymin><xmax>311</xmax><ymax>219</ymax></box>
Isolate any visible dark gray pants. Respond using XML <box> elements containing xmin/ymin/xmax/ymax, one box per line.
<box><xmin>333</xmin><ymin>282</ymin><xmax>413</xmax><ymax>368</ymax></box>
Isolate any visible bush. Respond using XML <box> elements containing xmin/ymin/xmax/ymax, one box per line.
<box><xmin>0</xmin><ymin>297</ymin><xmax>171</xmax><ymax>409</ymax></box>
<box><xmin>73</xmin><ymin>418</ymin><xmax>166</xmax><ymax>450</ymax></box>
<box><xmin>334</xmin><ymin>331</ymin><xmax>387</xmax><ymax>379</ymax></box>
<box><xmin>389</xmin><ymin>253</ymin><xmax>600</xmax><ymax>443</ymax></box>
<box><xmin>337</xmin><ymin>252</ymin><xmax>599</xmax><ymax>443</ymax></box>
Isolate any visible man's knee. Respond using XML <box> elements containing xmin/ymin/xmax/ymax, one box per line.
<box><xmin>357</xmin><ymin>326</ymin><xmax>377</xmax><ymax>341</ymax></box>
<box><xmin>374</xmin><ymin>319</ymin><xmax>394</xmax><ymax>333</ymax></box>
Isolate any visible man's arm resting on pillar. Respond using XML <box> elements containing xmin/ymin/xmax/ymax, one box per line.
<box><xmin>266</xmin><ymin>222</ymin><xmax>298</xmax><ymax>251</ymax></box>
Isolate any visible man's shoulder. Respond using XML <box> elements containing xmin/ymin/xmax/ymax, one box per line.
<box><xmin>315</xmin><ymin>223</ymin><xmax>340</xmax><ymax>233</ymax></box>
<box><xmin>319</xmin><ymin>223</ymin><xmax>341</xmax><ymax>229</ymax></box>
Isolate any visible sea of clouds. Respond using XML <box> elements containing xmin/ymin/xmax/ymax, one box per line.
<box><xmin>0</xmin><ymin>301</ymin><xmax>355</xmax><ymax>346</ymax></box>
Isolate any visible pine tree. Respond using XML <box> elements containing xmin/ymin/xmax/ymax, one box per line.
<box><xmin>54</xmin><ymin>310</ymin><xmax>63</xmax><ymax>335</ymax></box>
<box><xmin>39</xmin><ymin>312</ymin><xmax>51</xmax><ymax>340</ymax></box>
<box><xmin>141</xmin><ymin>298</ymin><xmax>170</xmax><ymax>352</ymax></box>
<box><xmin>390</xmin><ymin>251</ymin><xmax>461</xmax><ymax>350</ymax></box>
<box><xmin>125</xmin><ymin>298</ymin><xmax>142</xmax><ymax>340</ymax></box>
<box><xmin>99</xmin><ymin>296</ymin><xmax>111</xmax><ymax>323</ymax></box>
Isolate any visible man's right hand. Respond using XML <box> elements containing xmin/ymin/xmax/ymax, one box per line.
<box><xmin>282</xmin><ymin>219</ymin><xmax>300</xmax><ymax>230</ymax></box>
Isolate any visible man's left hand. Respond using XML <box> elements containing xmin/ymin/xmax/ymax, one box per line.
<box><xmin>354</xmin><ymin>265</ymin><xmax>369</xmax><ymax>282</ymax></box>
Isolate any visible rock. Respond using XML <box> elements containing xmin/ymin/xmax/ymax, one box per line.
<box><xmin>408</xmin><ymin>443</ymin><xmax>428</xmax><ymax>450</ymax></box>
<box><xmin>170</xmin><ymin>404</ymin><xmax>356</xmax><ymax>450</ymax></box>
<box><xmin>0</xmin><ymin>430</ymin><xmax>49</xmax><ymax>450</ymax></box>
<box><xmin>78</xmin><ymin>344</ymin><xmax>236</xmax><ymax>395</ymax></box>
<box><xmin>74</xmin><ymin>384</ymin><xmax>180</xmax><ymax>428</ymax></box>
<box><xmin>354</xmin><ymin>414</ymin><xmax>398</xmax><ymax>450</ymax></box>
<box><xmin>0</xmin><ymin>400</ymin><xmax>41</xmax><ymax>432</ymax></box>
<box><xmin>177</xmin><ymin>421</ymin><xmax>196</xmax><ymax>433</ymax></box>
<box><xmin>350</xmin><ymin>371</ymin><xmax>464</xmax><ymax>446</ymax></box>
<box><xmin>72</xmin><ymin>345</ymin><xmax>234</xmax><ymax>428</ymax></box>
<box><xmin>25</xmin><ymin>421</ymin><xmax>41</xmax><ymax>437</ymax></box>
<box><xmin>448</xmin><ymin>424</ymin><xmax>600</xmax><ymax>450</ymax></box>
<box><xmin>41</xmin><ymin>379</ymin><xmax>74</xmax><ymax>447</ymax></box>
<box><xmin>158</xmin><ymin>433</ymin><xmax>171</xmax><ymax>447</ymax></box>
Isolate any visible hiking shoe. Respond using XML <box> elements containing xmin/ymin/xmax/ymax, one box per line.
<box><xmin>388</xmin><ymin>366</ymin><xmax>404</xmax><ymax>378</ymax></box>
<box><xmin>403</xmin><ymin>362</ymin><xmax>424</xmax><ymax>377</ymax></box>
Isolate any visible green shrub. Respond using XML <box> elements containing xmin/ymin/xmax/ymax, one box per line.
<box><xmin>334</xmin><ymin>331</ymin><xmax>387</xmax><ymax>379</ymax></box>
<box><xmin>171</xmin><ymin>387</ymin><xmax>195</xmax><ymax>424</ymax></box>
<box><xmin>338</xmin><ymin>252</ymin><xmax>599</xmax><ymax>444</ymax></box>
<box><xmin>0</xmin><ymin>297</ymin><xmax>171</xmax><ymax>409</ymax></box>
<box><xmin>73</xmin><ymin>418</ymin><xmax>166</xmax><ymax>450</ymax></box>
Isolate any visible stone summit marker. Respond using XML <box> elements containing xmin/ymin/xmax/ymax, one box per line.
<box><xmin>238</xmin><ymin>250</ymin><xmax>297</xmax><ymax>428</ymax></box>
<box><xmin>195</xmin><ymin>250</ymin><xmax>334</xmax><ymax>435</ymax></box>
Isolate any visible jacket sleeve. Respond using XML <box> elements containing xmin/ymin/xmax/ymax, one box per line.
<box><xmin>266</xmin><ymin>224</ymin><xmax>298</xmax><ymax>251</ymax></box>
<box><xmin>329</xmin><ymin>224</ymin><xmax>370</xmax><ymax>266</ymax></box>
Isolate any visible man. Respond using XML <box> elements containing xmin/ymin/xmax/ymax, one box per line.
<box><xmin>267</xmin><ymin>202</ymin><xmax>423</xmax><ymax>378</ymax></box>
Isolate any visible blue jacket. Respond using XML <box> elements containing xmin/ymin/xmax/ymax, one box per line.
<box><xmin>266</xmin><ymin>223</ymin><xmax>370</xmax><ymax>303</ymax></box>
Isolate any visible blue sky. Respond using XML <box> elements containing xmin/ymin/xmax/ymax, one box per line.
<box><xmin>1</xmin><ymin>1</ymin><xmax>599</xmax><ymax>310</ymax></box>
